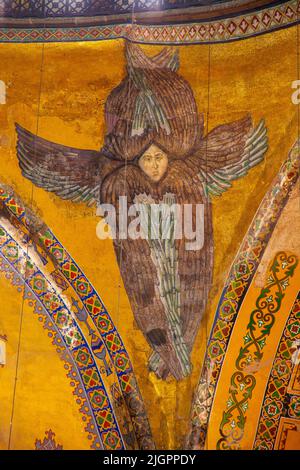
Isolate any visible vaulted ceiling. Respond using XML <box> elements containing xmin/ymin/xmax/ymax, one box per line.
<box><xmin>0</xmin><ymin>1</ymin><xmax>284</xmax><ymax>24</ymax></box>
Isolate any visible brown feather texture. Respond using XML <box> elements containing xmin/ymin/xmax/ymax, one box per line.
<box><xmin>15</xmin><ymin>42</ymin><xmax>268</xmax><ymax>381</ymax></box>
<box><xmin>16</xmin><ymin>123</ymin><xmax>121</xmax><ymax>206</ymax></box>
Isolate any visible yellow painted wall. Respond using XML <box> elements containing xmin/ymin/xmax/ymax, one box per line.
<box><xmin>0</xmin><ymin>275</ymin><xmax>92</xmax><ymax>449</ymax></box>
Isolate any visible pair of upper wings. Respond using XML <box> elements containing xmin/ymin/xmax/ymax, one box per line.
<box><xmin>16</xmin><ymin>114</ymin><xmax>268</xmax><ymax>206</ymax></box>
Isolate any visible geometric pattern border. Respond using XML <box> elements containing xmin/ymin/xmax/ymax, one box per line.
<box><xmin>217</xmin><ymin>252</ymin><xmax>298</xmax><ymax>450</ymax></box>
<box><xmin>187</xmin><ymin>140</ymin><xmax>300</xmax><ymax>449</ymax></box>
<box><xmin>0</xmin><ymin>1</ymin><xmax>235</xmax><ymax>18</ymax></box>
<box><xmin>0</xmin><ymin>182</ymin><xmax>155</xmax><ymax>450</ymax></box>
<box><xmin>0</xmin><ymin>223</ymin><xmax>122</xmax><ymax>450</ymax></box>
<box><xmin>0</xmin><ymin>1</ymin><xmax>299</xmax><ymax>44</ymax></box>
<box><xmin>0</xmin><ymin>253</ymin><xmax>102</xmax><ymax>449</ymax></box>
<box><xmin>253</xmin><ymin>291</ymin><xmax>300</xmax><ymax>450</ymax></box>
<box><xmin>0</xmin><ymin>1</ymin><xmax>287</xmax><ymax>21</ymax></box>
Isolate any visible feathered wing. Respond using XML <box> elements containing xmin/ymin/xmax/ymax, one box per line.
<box><xmin>100</xmin><ymin>164</ymin><xmax>210</xmax><ymax>381</ymax></box>
<box><xmin>125</xmin><ymin>43</ymin><xmax>202</xmax><ymax>140</ymax></box>
<box><xmin>125</xmin><ymin>41</ymin><xmax>179</xmax><ymax>73</ymax></box>
<box><xmin>126</xmin><ymin>43</ymin><xmax>178</xmax><ymax>137</ymax></box>
<box><xmin>191</xmin><ymin>116</ymin><xmax>268</xmax><ymax>197</ymax></box>
<box><xmin>146</xmin><ymin>116</ymin><xmax>268</xmax><ymax>379</ymax></box>
<box><xmin>102</xmin><ymin>162</ymin><xmax>213</xmax><ymax>381</ymax></box>
<box><xmin>136</xmin><ymin>192</ymin><xmax>191</xmax><ymax>378</ymax></box>
<box><xmin>147</xmin><ymin>162</ymin><xmax>213</xmax><ymax>380</ymax></box>
<box><xmin>16</xmin><ymin>123</ymin><xmax>118</xmax><ymax>206</ymax></box>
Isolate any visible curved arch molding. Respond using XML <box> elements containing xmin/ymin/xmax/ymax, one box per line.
<box><xmin>0</xmin><ymin>1</ymin><xmax>299</xmax><ymax>44</ymax></box>
<box><xmin>253</xmin><ymin>291</ymin><xmax>300</xmax><ymax>449</ymax></box>
<box><xmin>187</xmin><ymin>139</ymin><xmax>300</xmax><ymax>449</ymax></box>
<box><xmin>0</xmin><ymin>184</ymin><xmax>154</xmax><ymax>450</ymax></box>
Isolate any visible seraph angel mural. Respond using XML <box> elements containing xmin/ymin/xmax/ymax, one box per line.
<box><xmin>15</xmin><ymin>43</ymin><xmax>268</xmax><ymax>381</ymax></box>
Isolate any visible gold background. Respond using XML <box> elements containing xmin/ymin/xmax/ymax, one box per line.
<box><xmin>0</xmin><ymin>26</ymin><xmax>299</xmax><ymax>449</ymax></box>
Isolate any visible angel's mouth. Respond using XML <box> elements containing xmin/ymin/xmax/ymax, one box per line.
<box><xmin>150</xmin><ymin>171</ymin><xmax>164</xmax><ymax>182</ymax></box>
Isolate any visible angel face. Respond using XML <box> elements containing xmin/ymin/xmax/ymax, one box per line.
<box><xmin>138</xmin><ymin>144</ymin><xmax>168</xmax><ymax>182</ymax></box>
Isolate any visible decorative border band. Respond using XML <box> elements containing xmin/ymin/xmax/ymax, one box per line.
<box><xmin>253</xmin><ymin>291</ymin><xmax>300</xmax><ymax>450</ymax></box>
<box><xmin>0</xmin><ymin>1</ymin><xmax>298</xmax><ymax>44</ymax></box>
<box><xmin>0</xmin><ymin>225</ymin><xmax>117</xmax><ymax>449</ymax></box>
<box><xmin>0</xmin><ymin>182</ymin><xmax>155</xmax><ymax>450</ymax></box>
<box><xmin>0</xmin><ymin>1</ymin><xmax>280</xmax><ymax>22</ymax></box>
<box><xmin>187</xmin><ymin>140</ymin><xmax>300</xmax><ymax>449</ymax></box>
<box><xmin>217</xmin><ymin>252</ymin><xmax>298</xmax><ymax>449</ymax></box>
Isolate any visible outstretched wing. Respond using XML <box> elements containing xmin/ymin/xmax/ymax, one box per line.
<box><xmin>126</xmin><ymin>42</ymin><xmax>179</xmax><ymax>73</ymax></box>
<box><xmin>126</xmin><ymin>43</ymin><xmax>187</xmax><ymax>138</ymax></box>
<box><xmin>191</xmin><ymin>116</ymin><xmax>268</xmax><ymax>197</ymax></box>
<box><xmin>16</xmin><ymin>123</ymin><xmax>117</xmax><ymax>206</ymax></box>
